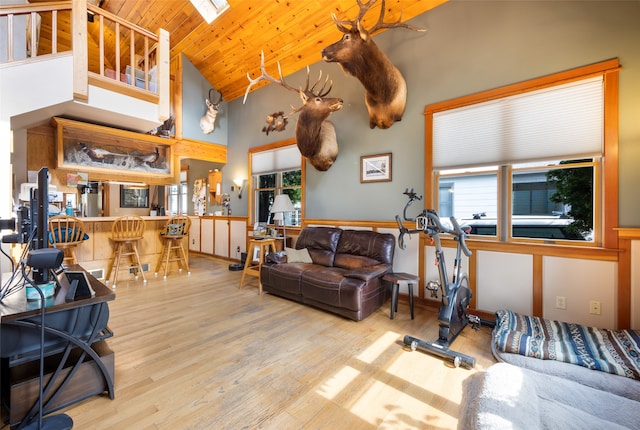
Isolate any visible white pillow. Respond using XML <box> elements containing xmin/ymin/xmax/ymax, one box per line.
<box><xmin>285</xmin><ymin>247</ymin><xmax>313</xmax><ymax>264</ymax></box>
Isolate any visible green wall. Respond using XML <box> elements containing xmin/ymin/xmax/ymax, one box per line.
<box><xmin>224</xmin><ymin>1</ymin><xmax>640</xmax><ymax>226</ymax></box>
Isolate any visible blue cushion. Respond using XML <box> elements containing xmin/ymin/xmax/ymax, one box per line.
<box><xmin>49</xmin><ymin>228</ymin><xmax>89</xmax><ymax>243</ymax></box>
<box><xmin>162</xmin><ymin>223</ymin><xmax>184</xmax><ymax>236</ymax></box>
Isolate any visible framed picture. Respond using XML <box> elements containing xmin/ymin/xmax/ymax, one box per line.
<box><xmin>120</xmin><ymin>185</ymin><xmax>150</xmax><ymax>208</ymax></box>
<box><xmin>360</xmin><ymin>153</ymin><xmax>392</xmax><ymax>183</ymax></box>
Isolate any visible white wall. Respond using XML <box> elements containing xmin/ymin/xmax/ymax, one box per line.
<box><xmin>543</xmin><ymin>257</ymin><xmax>617</xmax><ymax>328</ymax></box>
<box><xmin>476</xmin><ymin>251</ymin><xmax>533</xmax><ymax>316</ymax></box>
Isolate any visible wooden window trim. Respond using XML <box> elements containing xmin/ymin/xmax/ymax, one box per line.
<box><xmin>247</xmin><ymin>138</ymin><xmax>305</xmax><ymax>225</ymax></box>
<box><xmin>424</xmin><ymin>58</ymin><xmax>620</xmax><ymax>250</ymax></box>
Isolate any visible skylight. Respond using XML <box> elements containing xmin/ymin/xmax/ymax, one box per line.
<box><xmin>190</xmin><ymin>0</ymin><xmax>229</xmax><ymax>24</ymax></box>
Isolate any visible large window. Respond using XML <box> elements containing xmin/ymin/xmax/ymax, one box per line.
<box><xmin>250</xmin><ymin>142</ymin><xmax>303</xmax><ymax>226</ymax></box>
<box><xmin>254</xmin><ymin>169</ymin><xmax>301</xmax><ymax>225</ymax></box>
<box><xmin>167</xmin><ymin>169</ymin><xmax>188</xmax><ymax>215</ymax></box>
<box><xmin>425</xmin><ymin>59</ymin><xmax>619</xmax><ymax>247</ymax></box>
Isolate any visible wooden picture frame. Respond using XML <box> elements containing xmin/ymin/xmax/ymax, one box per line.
<box><xmin>360</xmin><ymin>153</ymin><xmax>392</xmax><ymax>183</ymax></box>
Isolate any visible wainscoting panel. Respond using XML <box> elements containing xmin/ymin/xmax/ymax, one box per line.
<box><xmin>475</xmin><ymin>251</ymin><xmax>533</xmax><ymax>316</ymax></box>
<box><xmin>543</xmin><ymin>256</ymin><xmax>617</xmax><ymax>328</ymax></box>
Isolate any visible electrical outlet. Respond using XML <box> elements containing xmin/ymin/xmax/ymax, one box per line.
<box><xmin>237</xmin><ymin>246</ymin><xmax>241</xmax><ymax>253</ymax></box>
<box><xmin>555</xmin><ymin>296</ymin><xmax>566</xmax><ymax>309</ymax></box>
<box><xmin>589</xmin><ymin>300</ymin><xmax>601</xmax><ymax>315</ymax></box>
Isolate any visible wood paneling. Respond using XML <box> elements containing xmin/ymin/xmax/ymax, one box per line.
<box><xmin>30</xmin><ymin>0</ymin><xmax>448</xmax><ymax>101</ymax></box>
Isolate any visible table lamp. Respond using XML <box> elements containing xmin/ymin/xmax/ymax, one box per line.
<box><xmin>270</xmin><ymin>194</ymin><xmax>294</xmax><ymax>244</ymax></box>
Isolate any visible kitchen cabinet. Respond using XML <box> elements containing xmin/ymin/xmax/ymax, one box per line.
<box><xmin>201</xmin><ymin>218</ymin><xmax>214</xmax><ymax>254</ymax></box>
<box><xmin>189</xmin><ymin>217</ymin><xmax>201</xmax><ymax>252</ymax></box>
<box><xmin>208</xmin><ymin>170</ymin><xmax>222</xmax><ymax>205</ymax></box>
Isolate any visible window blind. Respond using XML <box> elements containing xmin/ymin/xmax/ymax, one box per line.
<box><xmin>251</xmin><ymin>145</ymin><xmax>301</xmax><ymax>174</ymax></box>
<box><xmin>433</xmin><ymin>76</ymin><xmax>604</xmax><ymax>170</ymax></box>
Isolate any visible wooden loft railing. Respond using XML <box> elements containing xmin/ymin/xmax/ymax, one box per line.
<box><xmin>0</xmin><ymin>0</ymin><xmax>169</xmax><ymax>110</ymax></box>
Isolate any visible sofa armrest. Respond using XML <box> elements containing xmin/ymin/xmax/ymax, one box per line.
<box><xmin>344</xmin><ymin>263</ymin><xmax>391</xmax><ymax>281</ymax></box>
<box><xmin>265</xmin><ymin>251</ymin><xmax>287</xmax><ymax>264</ymax></box>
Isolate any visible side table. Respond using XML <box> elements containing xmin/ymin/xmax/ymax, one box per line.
<box><xmin>240</xmin><ymin>238</ymin><xmax>277</xmax><ymax>294</ymax></box>
<box><xmin>383</xmin><ymin>272</ymin><xmax>418</xmax><ymax>320</ymax></box>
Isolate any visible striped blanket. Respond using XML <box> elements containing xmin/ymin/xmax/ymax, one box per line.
<box><xmin>493</xmin><ymin>309</ymin><xmax>640</xmax><ymax>381</ymax></box>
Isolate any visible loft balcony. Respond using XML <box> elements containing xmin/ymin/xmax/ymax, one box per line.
<box><xmin>0</xmin><ymin>0</ymin><xmax>170</xmax><ymax>132</ymax></box>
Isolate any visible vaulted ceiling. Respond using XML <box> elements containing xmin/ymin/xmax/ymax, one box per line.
<box><xmin>77</xmin><ymin>0</ymin><xmax>447</xmax><ymax>102</ymax></box>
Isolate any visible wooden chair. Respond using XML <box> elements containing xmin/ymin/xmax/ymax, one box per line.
<box><xmin>154</xmin><ymin>215</ymin><xmax>191</xmax><ymax>279</ymax></box>
<box><xmin>106</xmin><ymin>216</ymin><xmax>147</xmax><ymax>288</ymax></box>
<box><xmin>48</xmin><ymin>215</ymin><xmax>87</xmax><ymax>266</ymax></box>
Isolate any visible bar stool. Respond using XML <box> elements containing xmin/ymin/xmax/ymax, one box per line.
<box><xmin>155</xmin><ymin>215</ymin><xmax>191</xmax><ymax>279</ymax></box>
<box><xmin>48</xmin><ymin>215</ymin><xmax>87</xmax><ymax>266</ymax></box>
<box><xmin>383</xmin><ymin>272</ymin><xmax>418</xmax><ymax>320</ymax></box>
<box><xmin>106</xmin><ymin>215</ymin><xmax>147</xmax><ymax>289</ymax></box>
<box><xmin>240</xmin><ymin>238</ymin><xmax>277</xmax><ymax>294</ymax></box>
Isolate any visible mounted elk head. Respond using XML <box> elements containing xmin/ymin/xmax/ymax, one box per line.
<box><xmin>199</xmin><ymin>89</ymin><xmax>224</xmax><ymax>134</ymax></box>
<box><xmin>244</xmin><ymin>52</ymin><xmax>343</xmax><ymax>171</ymax></box>
<box><xmin>321</xmin><ymin>0</ymin><xmax>426</xmax><ymax>129</ymax></box>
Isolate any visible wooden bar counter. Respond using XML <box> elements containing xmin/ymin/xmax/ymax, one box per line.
<box><xmin>56</xmin><ymin>216</ymin><xmax>184</xmax><ymax>279</ymax></box>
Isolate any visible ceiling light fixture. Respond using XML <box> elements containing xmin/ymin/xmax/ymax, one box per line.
<box><xmin>190</xmin><ymin>0</ymin><xmax>230</xmax><ymax>25</ymax></box>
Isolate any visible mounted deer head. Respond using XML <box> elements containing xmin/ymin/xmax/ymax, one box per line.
<box><xmin>199</xmin><ymin>89</ymin><xmax>224</xmax><ymax>134</ymax></box>
<box><xmin>244</xmin><ymin>51</ymin><xmax>343</xmax><ymax>171</ymax></box>
<box><xmin>321</xmin><ymin>0</ymin><xmax>426</xmax><ymax>129</ymax></box>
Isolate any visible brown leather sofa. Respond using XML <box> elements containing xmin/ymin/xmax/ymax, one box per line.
<box><xmin>260</xmin><ymin>226</ymin><xmax>395</xmax><ymax>321</ymax></box>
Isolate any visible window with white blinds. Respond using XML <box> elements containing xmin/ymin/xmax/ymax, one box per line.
<box><xmin>251</xmin><ymin>145</ymin><xmax>301</xmax><ymax>174</ymax></box>
<box><xmin>433</xmin><ymin>76</ymin><xmax>604</xmax><ymax>170</ymax></box>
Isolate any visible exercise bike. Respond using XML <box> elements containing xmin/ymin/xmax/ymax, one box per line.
<box><xmin>396</xmin><ymin>188</ymin><xmax>480</xmax><ymax>369</ymax></box>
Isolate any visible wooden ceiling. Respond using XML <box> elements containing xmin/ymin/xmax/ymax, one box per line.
<box><xmin>35</xmin><ymin>0</ymin><xmax>447</xmax><ymax>101</ymax></box>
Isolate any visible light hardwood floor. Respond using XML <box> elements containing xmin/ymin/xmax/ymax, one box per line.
<box><xmin>59</xmin><ymin>255</ymin><xmax>497</xmax><ymax>429</ymax></box>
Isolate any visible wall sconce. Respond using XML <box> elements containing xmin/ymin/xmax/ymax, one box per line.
<box><xmin>233</xmin><ymin>178</ymin><xmax>244</xmax><ymax>199</ymax></box>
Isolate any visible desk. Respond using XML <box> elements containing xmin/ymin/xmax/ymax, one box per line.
<box><xmin>1</xmin><ymin>265</ymin><xmax>115</xmax><ymax>427</ymax></box>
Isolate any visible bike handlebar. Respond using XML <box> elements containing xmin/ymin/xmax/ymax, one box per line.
<box><xmin>450</xmin><ymin>217</ymin><xmax>472</xmax><ymax>257</ymax></box>
<box><xmin>416</xmin><ymin>212</ymin><xmax>472</xmax><ymax>257</ymax></box>
<box><xmin>396</xmin><ymin>189</ymin><xmax>471</xmax><ymax>257</ymax></box>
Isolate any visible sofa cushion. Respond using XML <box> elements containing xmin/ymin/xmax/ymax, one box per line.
<box><xmin>295</xmin><ymin>227</ymin><xmax>342</xmax><ymax>267</ymax></box>
<box><xmin>333</xmin><ymin>254</ymin><xmax>379</xmax><ymax>270</ymax></box>
<box><xmin>300</xmin><ymin>267</ymin><xmax>362</xmax><ymax>311</ymax></box>
<box><xmin>285</xmin><ymin>247</ymin><xmax>313</xmax><ymax>263</ymax></box>
<box><xmin>261</xmin><ymin>262</ymin><xmax>316</xmax><ymax>297</ymax></box>
<box><xmin>334</xmin><ymin>230</ymin><xmax>395</xmax><ymax>269</ymax></box>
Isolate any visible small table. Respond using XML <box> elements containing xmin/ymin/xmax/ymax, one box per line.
<box><xmin>383</xmin><ymin>272</ymin><xmax>418</xmax><ymax>320</ymax></box>
<box><xmin>240</xmin><ymin>238</ymin><xmax>277</xmax><ymax>294</ymax></box>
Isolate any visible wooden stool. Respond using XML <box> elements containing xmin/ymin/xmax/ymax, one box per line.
<box><xmin>48</xmin><ymin>215</ymin><xmax>87</xmax><ymax>266</ymax></box>
<box><xmin>383</xmin><ymin>272</ymin><xmax>418</xmax><ymax>320</ymax></box>
<box><xmin>155</xmin><ymin>215</ymin><xmax>191</xmax><ymax>279</ymax></box>
<box><xmin>240</xmin><ymin>238</ymin><xmax>276</xmax><ymax>294</ymax></box>
<box><xmin>106</xmin><ymin>216</ymin><xmax>147</xmax><ymax>289</ymax></box>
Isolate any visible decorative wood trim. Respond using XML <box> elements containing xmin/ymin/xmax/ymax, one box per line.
<box><xmin>617</xmin><ymin>237</ymin><xmax>631</xmax><ymax>329</ymax></box>
<box><xmin>72</xmin><ymin>0</ymin><xmax>88</xmax><ymax>101</ymax></box>
<box><xmin>173</xmin><ymin>138</ymin><xmax>226</xmax><ymax>163</ymax></box>
<box><xmin>616</xmin><ymin>228</ymin><xmax>640</xmax><ymax>240</ymax></box>
<box><xmin>88</xmin><ymin>73</ymin><xmax>159</xmax><ymax>103</ymax></box>
<box><xmin>603</xmin><ymin>70</ymin><xmax>620</xmax><ymax>250</ymax></box>
<box><xmin>532</xmin><ymin>254</ymin><xmax>543</xmax><ymax>317</ymax></box>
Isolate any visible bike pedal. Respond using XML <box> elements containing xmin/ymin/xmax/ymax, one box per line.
<box><xmin>468</xmin><ymin>314</ymin><xmax>481</xmax><ymax>331</ymax></box>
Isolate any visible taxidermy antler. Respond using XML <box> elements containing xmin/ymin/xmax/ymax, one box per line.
<box><xmin>321</xmin><ymin>0</ymin><xmax>426</xmax><ymax>129</ymax></box>
<box><xmin>244</xmin><ymin>51</ymin><xmax>343</xmax><ymax>171</ymax></box>
<box><xmin>200</xmin><ymin>89</ymin><xmax>224</xmax><ymax>134</ymax></box>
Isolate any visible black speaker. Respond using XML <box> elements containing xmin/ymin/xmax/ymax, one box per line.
<box><xmin>26</xmin><ymin>248</ymin><xmax>64</xmax><ymax>270</ymax></box>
